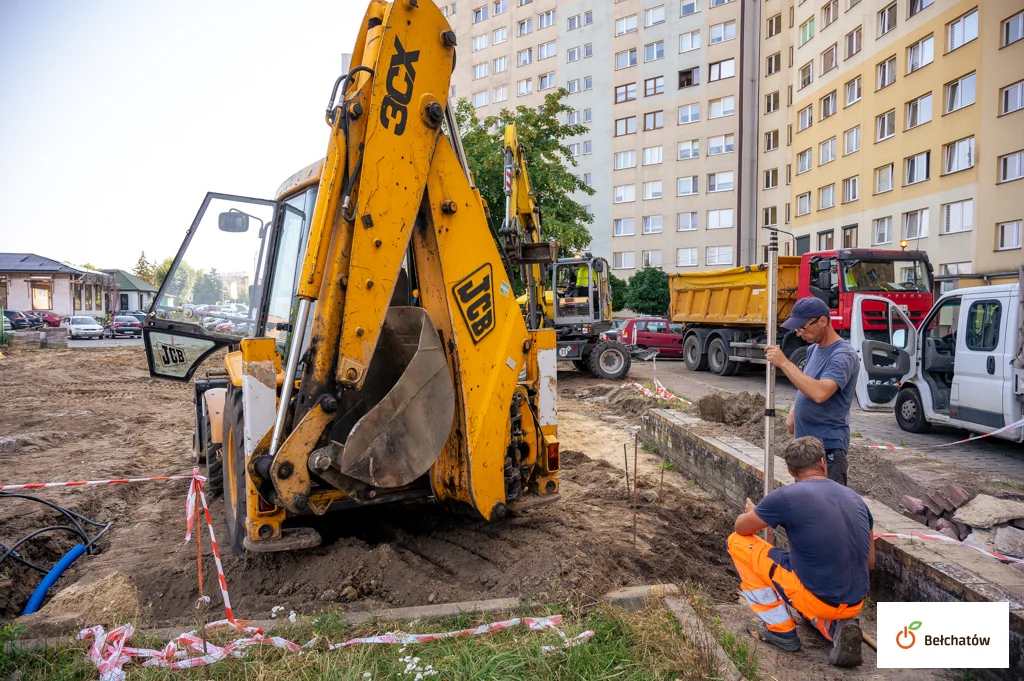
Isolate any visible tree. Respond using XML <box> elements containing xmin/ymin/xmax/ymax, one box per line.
<box><xmin>193</xmin><ymin>269</ymin><xmax>226</xmax><ymax>305</ymax></box>
<box><xmin>80</xmin><ymin>263</ymin><xmax>98</xmax><ymax>271</ymax></box>
<box><xmin>609</xmin><ymin>274</ymin><xmax>629</xmax><ymax>313</ymax></box>
<box><xmin>155</xmin><ymin>257</ymin><xmax>198</xmax><ymax>302</ymax></box>
<box><xmin>625</xmin><ymin>267</ymin><xmax>670</xmax><ymax>316</ymax></box>
<box><xmin>454</xmin><ymin>90</ymin><xmax>595</xmax><ymax>257</ymax></box>
<box><xmin>132</xmin><ymin>251</ymin><xmax>157</xmax><ymax>286</ymax></box>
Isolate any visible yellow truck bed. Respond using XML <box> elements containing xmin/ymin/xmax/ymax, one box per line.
<box><xmin>669</xmin><ymin>258</ymin><xmax>801</xmax><ymax>327</ymax></box>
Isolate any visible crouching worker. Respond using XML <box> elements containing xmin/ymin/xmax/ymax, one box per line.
<box><xmin>727</xmin><ymin>436</ymin><xmax>874</xmax><ymax>667</ymax></box>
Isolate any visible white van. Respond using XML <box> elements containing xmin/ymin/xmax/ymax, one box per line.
<box><xmin>849</xmin><ymin>271</ymin><xmax>1023</xmax><ymax>443</ymax></box>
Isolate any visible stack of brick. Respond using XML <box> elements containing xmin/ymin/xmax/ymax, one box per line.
<box><xmin>900</xmin><ymin>484</ymin><xmax>972</xmax><ymax>541</ymax></box>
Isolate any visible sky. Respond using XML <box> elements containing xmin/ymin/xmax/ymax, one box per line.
<box><xmin>0</xmin><ymin>0</ymin><xmax>361</xmax><ymax>271</ymax></box>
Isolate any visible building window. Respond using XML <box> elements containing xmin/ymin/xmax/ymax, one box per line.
<box><xmin>567</xmin><ymin>47</ymin><xmax>581</xmax><ymax>63</ymax></box>
<box><xmin>517</xmin><ymin>78</ymin><xmax>532</xmax><ymax>96</ymax></box>
<box><xmin>905</xmin><ymin>151</ymin><xmax>930</xmax><ymax>185</ymax></box>
<box><xmin>799</xmin><ymin>62</ymin><xmax>813</xmax><ymax>89</ymax></box>
<box><xmin>844</xmin><ymin>126</ymin><xmax>861</xmax><ymax>154</ymax></box>
<box><xmin>1000</xmin><ymin>151</ymin><xmax>1024</xmax><ymax>182</ymax></box>
<box><xmin>567</xmin><ymin>142</ymin><xmax>581</xmax><ymax>157</ymax></box>
<box><xmin>645</xmin><ymin>76</ymin><xmax>665</xmax><ymax>96</ymax></box>
<box><xmin>472</xmin><ymin>34</ymin><xmax>488</xmax><ymax>51</ymax></box>
<box><xmin>843</xmin><ymin>176</ymin><xmax>859</xmax><ymax>203</ymax></box>
<box><xmin>820</xmin><ymin>90</ymin><xmax>837</xmax><ymax>119</ymax></box>
<box><xmin>613</xmin><ymin>251</ymin><xmax>636</xmax><ymax>270</ymax></box>
<box><xmin>641</xmin><ymin>250</ymin><xmax>663</xmax><ymax>268</ymax></box>
<box><xmin>538</xmin><ymin>72</ymin><xmax>556</xmax><ymax>90</ymax></box>
<box><xmin>875</xmin><ymin>164</ymin><xmax>894</xmax><ymax>193</ymax></box>
<box><xmin>567</xmin><ymin>13</ymin><xmax>580</xmax><ymax>30</ymax></box>
<box><xmin>646</xmin><ymin>5</ymin><xmax>666</xmax><ymax>26</ymax></box>
<box><xmin>1005</xmin><ymin>11</ymin><xmax>1024</xmax><ymax>47</ymax></box>
<box><xmin>907</xmin><ymin>35</ymin><xmax>934</xmax><ymax>74</ymax></box>
<box><xmin>945</xmin><ymin>73</ymin><xmax>976</xmax><ymax>113</ymax></box>
<box><xmin>680</xmin><ymin>0</ymin><xmax>700</xmax><ymax>17</ymax></box>
<box><xmin>584</xmin><ymin>76</ymin><xmax>593</xmax><ymax>90</ymax></box>
<box><xmin>538</xmin><ymin>9</ymin><xmax>556</xmax><ymax>29</ymax></box>
<box><xmin>518</xmin><ymin>48</ymin><xmax>533</xmax><ymax>66</ymax></box>
<box><xmin>797</xmin><ymin>148</ymin><xmax>812</xmax><ymax>174</ymax></box>
<box><xmin>709</xmin><ymin>96</ymin><xmax>735</xmax><ymax>119</ymax></box>
<box><xmin>943</xmin><ymin>137</ymin><xmax>974</xmax><ymax>174</ymax></box>
<box><xmin>678</xmin><ymin>67</ymin><xmax>699</xmax><ymax>88</ymax></box>
<box><xmin>708</xmin><ymin>134</ymin><xmax>734</xmax><ymax>156</ymax></box>
<box><xmin>799</xmin><ymin>17</ymin><xmax>815</xmax><ymax>46</ymax></box>
<box><xmin>939</xmin><ymin>262</ymin><xmax>971</xmax><ymax>293</ymax></box>
<box><xmin>567</xmin><ymin>110</ymin><xmax>580</xmax><ymax>125</ymax></box>
<box><xmin>677</xmin><ymin>176</ymin><xmax>698</xmax><ymax>196</ymax></box>
<box><xmin>877</xmin><ymin>56</ymin><xmax>896</xmax><ymax>90</ymax></box>
<box><xmin>819</xmin><ymin>185</ymin><xmax>835</xmax><ymax>210</ymax></box>
<box><xmin>822</xmin><ymin>44</ymin><xmax>838</xmax><ymax>74</ymax></box>
<box><xmin>767</xmin><ymin>52</ymin><xmax>782</xmax><ymax>75</ymax></box>
<box><xmin>709</xmin><ymin>59</ymin><xmax>735</xmax><ymax>81</ymax></box>
<box><xmin>998</xmin><ymin>220</ymin><xmax>1022</xmax><ymax>250</ymax></box>
<box><xmin>472</xmin><ymin>63</ymin><xmax>488</xmax><ymax>80</ymax></box>
<box><xmin>494</xmin><ymin>85</ymin><xmax>508</xmax><ymax>102</ymax></box>
<box><xmin>710</xmin><ymin>0</ymin><xmax>734</xmax><ymax>6</ymax></box>
<box><xmin>765</xmin><ymin>130</ymin><xmax>779</xmax><ymax>151</ymax></box>
<box><xmin>708</xmin><ymin>209</ymin><xmax>734</xmax><ymax>230</ymax></box>
<box><xmin>706</xmin><ymin>246</ymin><xmax>734</xmax><ymax>266</ymax></box>
<box><xmin>903</xmin><ymin>208</ymin><xmax>929</xmax><ymax>240</ymax></box>
<box><xmin>678</xmin><ymin>103</ymin><xmax>700</xmax><ymax>124</ymax></box>
<box><xmin>614</xmin><ymin>150</ymin><xmax>637</xmax><ymax>170</ymax></box>
<box><xmin>797</xmin><ymin>192</ymin><xmax>811</xmax><ymax>216</ymax></box>
<box><xmin>643</xmin><ymin>146</ymin><xmax>663</xmax><ymax>165</ymax></box>
<box><xmin>616</xmin><ymin>49</ymin><xmax>637</xmax><ymax>70</ymax></box>
<box><xmin>473</xmin><ymin>91</ymin><xmax>488</xmax><ymax>107</ymax></box>
<box><xmin>678</xmin><ymin>139</ymin><xmax>699</xmax><ymax>160</ymax></box>
<box><xmin>615</xmin><ymin>15</ymin><xmax>638</xmax><ymax>36</ymax></box>
<box><xmin>472</xmin><ymin>5</ymin><xmax>488</xmax><ymax>23</ymax></box>
<box><xmin>941</xmin><ymin>199</ymin><xmax>973</xmax><ymax>234</ymax></box>
<box><xmin>878</xmin><ymin>2</ymin><xmax>896</xmax><ymax>37</ymax></box>
<box><xmin>845</xmin><ymin>76</ymin><xmax>862</xmax><ymax>106</ymax></box>
<box><xmin>909</xmin><ymin>0</ymin><xmax>934</xmax><ymax>19</ymax></box>
<box><xmin>518</xmin><ymin>18</ymin><xmax>532</xmax><ymax>36</ymax></box>
<box><xmin>1002</xmin><ymin>81</ymin><xmax>1024</xmax><ymax>116</ymax></box>
<box><xmin>613</xmin><ymin>184</ymin><xmax>636</xmax><ymax>203</ymax></box>
<box><xmin>873</xmin><ymin>217</ymin><xmax>892</xmax><ymax>245</ymax></box>
<box><xmin>493</xmin><ymin>56</ymin><xmax>508</xmax><ymax>74</ymax></box>
<box><xmin>798</xmin><ymin>105</ymin><xmax>813</xmax><ymax>131</ymax></box>
<box><xmin>708</xmin><ymin>171</ymin><xmax>734</xmax><ymax>192</ymax></box>
<box><xmin>538</xmin><ymin>41</ymin><xmax>556</xmax><ymax>60</ymax></box>
<box><xmin>642</xmin><ymin>215</ymin><xmax>663</xmax><ymax>234</ymax></box>
<box><xmin>584</xmin><ymin>10</ymin><xmax>593</xmax><ymax>25</ymax></box>
<box><xmin>845</xmin><ymin>26</ymin><xmax>862</xmax><ymax>59</ymax></box>
<box><xmin>710</xmin><ymin>20</ymin><xmax>736</xmax><ymax>44</ymax></box>
<box><xmin>948</xmin><ymin>9</ymin><xmax>978</xmax><ymax>52</ymax></box>
<box><xmin>822</xmin><ymin>0</ymin><xmax>838</xmax><ymax>27</ymax></box>
<box><xmin>583</xmin><ymin>141</ymin><xmax>592</xmax><ymax>155</ymax></box>
<box><xmin>765</xmin><ymin>91</ymin><xmax>780</xmax><ymax>113</ymax></box>
<box><xmin>764</xmin><ymin>206</ymin><xmax>778</xmax><ymax>227</ymax></box>
<box><xmin>842</xmin><ymin>225</ymin><xmax>858</xmax><ymax>248</ymax></box>
<box><xmin>493</xmin><ymin>27</ymin><xmax>508</xmax><ymax>44</ymax></box>
<box><xmin>676</xmin><ymin>248</ymin><xmax>698</xmax><ymax>267</ymax></box>
<box><xmin>820</xmin><ymin>137</ymin><xmax>836</xmax><ymax>165</ymax></box>
<box><xmin>678</xmin><ymin>213</ymin><xmax>698</xmax><ymax>232</ymax></box>
<box><xmin>764</xmin><ymin>168</ymin><xmax>779</xmax><ymax>189</ymax></box>
<box><xmin>906</xmin><ymin>93</ymin><xmax>932</xmax><ymax>129</ymax></box>
<box><xmin>567</xmin><ymin>79</ymin><xmax>581</xmax><ymax>94</ymax></box>
<box><xmin>584</xmin><ymin>44</ymin><xmax>593</xmax><ymax>58</ymax></box>
<box><xmin>615</xmin><ymin>83</ymin><xmax>637</xmax><ymax>103</ymax></box>
<box><xmin>613</xmin><ymin>218</ymin><xmax>636</xmax><ymax>236</ymax></box>
<box><xmin>768</xmin><ymin>14</ymin><xmax>782</xmax><ymax>38</ymax></box>
<box><xmin>583</xmin><ymin>108</ymin><xmax>592</xmax><ymax>122</ymax></box>
<box><xmin>493</xmin><ymin>0</ymin><xmax>507</xmax><ymax>14</ymax></box>
<box><xmin>679</xmin><ymin>30</ymin><xmax>701</xmax><ymax>53</ymax></box>
<box><xmin>818</xmin><ymin>231</ymin><xmax>834</xmax><ymax>250</ymax></box>
<box><xmin>643</xmin><ymin>110</ymin><xmax>664</xmax><ymax>130</ymax></box>
<box><xmin>876</xmin><ymin>109</ymin><xmax>896</xmax><ymax>141</ymax></box>
<box><xmin>645</xmin><ymin>41</ymin><xmax>665</xmax><ymax>62</ymax></box>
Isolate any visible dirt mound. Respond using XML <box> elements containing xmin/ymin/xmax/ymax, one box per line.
<box><xmin>693</xmin><ymin>391</ymin><xmax>788</xmax><ymax>446</ymax></box>
<box><xmin>605</xmin><ymin>385</ymin><xmax>660</xmax><ymax>418</ymax></box>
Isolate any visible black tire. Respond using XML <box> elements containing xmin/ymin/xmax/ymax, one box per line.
<box><xmin>788</xmin><ymin>346</ymin><xmax>809</xmax><ymax>371</ymax></box>
<box><xmin>707</xmin><ymin>337</ymin><xmax>737</xmax><ymax>376</ymax></box>
<box><xmin>683</xmin><ymin>335</ymin><xmax>708</xmax><ymax>372</ymax></box>
<box><xmin>204</xmin><ymin>407</ymin><xmax>224</xmax><ymax>498</ymax></box>
<box><xmin>588</xmin><ymin>341</ymin><xmax>631</xmax><ymax>380</ymax></box>
<box><xmin>221</xmin><ymin>383</ymin><xmax>247</xmax><ymax>555</ymax></box>
<box><xmin>895</xmin><ymin>388</ymin><xmax>931</xmax><ymax>434</ymax></box>
<box><xmin>571</xmin><ymin>359</ymin><xmax>590</xmax><ymax>373</ymax></box>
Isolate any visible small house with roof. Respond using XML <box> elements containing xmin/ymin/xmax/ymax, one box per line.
<box><xmin>103</xmin><ymin>269</ymin><xmax>158</xmax><ymax>312</ymax></box>
<box><xmin>0</xmin><ymin>253</ymin><xmax>117</xmax><ymax>318</ymax></box>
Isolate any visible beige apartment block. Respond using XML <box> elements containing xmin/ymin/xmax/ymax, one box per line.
<box><xmin>444</xmin><ymin>0</ymin><xmax>760</xmax><ymax>277</ymax></box>
<box><xmin>779</xmin><ymin>0</ymin><xmax>1024</xmax><ymax>289</ymax></box>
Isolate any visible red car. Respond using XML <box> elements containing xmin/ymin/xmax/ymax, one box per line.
<box><xmin>103</xmin><ymin>315</ymin><xmax>143</xmax><ymax>338</ymax></box>
<box><xmin>618</xmin><ymin>317</ymin><xmax>685</xmax><ymax>358</ymax></box>
<box><xmin>29</xmin><ymin>311</ymin><xmax>62</xmax><ymax>327</ymax></box>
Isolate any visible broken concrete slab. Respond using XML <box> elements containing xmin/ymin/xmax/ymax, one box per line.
<box><xmin>995</xmin><ymin>525</ymin><xmax>1024</xmax><ymax>560</ymax></box>
<box><xmin>954</xmin><ymin>495</ymin><xmax>1024</xmax><ymax>529</ymax></box>
<box><xmin>603</xmin><ymin>584</ymin><xmax>679</xmax><ymax>611</ymax></box>
<box><xmin>963</xmin><ymin>527</ymin><xmax>998</xmax><ymax>553</ymax></box>
<box><xmin>663</xmin><ymin>597</ymin><xmax>742</xmax><ymax>681</ymax></box>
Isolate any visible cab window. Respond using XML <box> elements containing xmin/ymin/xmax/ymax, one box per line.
<box><xmin>965</xmin><ymin>301</ymin><xmax>1001</xmax><ymax>352</ymax></box>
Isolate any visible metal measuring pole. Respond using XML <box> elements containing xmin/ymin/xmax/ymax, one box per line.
<box><xmin>762</xmin><ymin>229</ymin><xmax>779</xmax><ymax>543</ymax></box>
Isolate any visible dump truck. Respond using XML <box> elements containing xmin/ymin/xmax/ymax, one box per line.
<box><xmin>141</xmin><ymin>0</ymin><xmax>560</xmax><ymax>554</ymax></box>
<box><xmin>669</xmin><ymin>249</ymin><xmax>934</xmax><ymax>376</ymax></box>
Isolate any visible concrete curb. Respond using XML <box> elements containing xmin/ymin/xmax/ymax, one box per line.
<box><xmin>663</xmin><ymin>597</ymin><xmax>743</xmax><ymax>681</ymax></box>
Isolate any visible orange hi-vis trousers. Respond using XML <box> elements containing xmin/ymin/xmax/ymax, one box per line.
<box><xmin>727</xmin><ymin>532</ymin><xmax>863</xmax><ymax>642</ymax></box>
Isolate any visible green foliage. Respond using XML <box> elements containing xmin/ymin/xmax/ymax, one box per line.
<box><xmin>609</xmin><ymin>274</ymin><xmax>629</xmax><ymax>313</ymax></box>
<box><xmin>454</xmin><ymin>90</ymin><xmax>595</xmax><ymax>257</ymax></box>
<box><xmin>132</xmin><ymin>251</ymin><xmax>157</xmax><ymax>286</ymax></box>
<box><xmin>193</xmin><ymin>268</ymin><xmax>227</xmax><ymax>305</ymax></box>
<box><xmin>624</xmin><ymin>267</ymin><xmax>670</xmax><ymax>316</ymax></box>
<box><xmin>154</xmin><ymin>257</ymin><xmax>197</xmax><ymax>303</ymax></box>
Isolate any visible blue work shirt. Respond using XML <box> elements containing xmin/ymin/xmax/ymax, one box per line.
<box><xmin>755</xmin><ymin>479</ymin><xmax>873</xmax><ymax>605</ymax></box>
<box><xmin>794</xmin><ymin>340</ymin><xmax>859</xmax><ymax>451</ymax></box>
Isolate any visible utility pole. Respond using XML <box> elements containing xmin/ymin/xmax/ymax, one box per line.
<box><xmin>763</xmin><ymin>229</ymin><xmax>779</xmax><ymax>543</ymax></box>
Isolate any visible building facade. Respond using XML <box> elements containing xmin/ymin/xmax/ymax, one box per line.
<box><xmin>0</xmin><ymin>254</ymin><xmax>116</xmax><ymax>318</ymax></box>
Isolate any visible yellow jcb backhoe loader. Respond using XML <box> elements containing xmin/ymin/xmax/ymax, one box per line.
<box><xmin>141</xmin><ymin>0</ymin><xmax>561</xmax><ymax>554</ymax></box>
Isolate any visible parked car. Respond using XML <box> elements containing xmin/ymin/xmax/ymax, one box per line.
<box><xmin>618</xmin><ymin>317</ymin><xmax>685</xmax><ymax>358</ymax></box>
<box><xmin>600</xmin><ymin>320</ymin><xmax>626</xmax><ymax>342</ymax></box>
<box><xmin>3</xmin><ymin>310</ymin><xmax>32</xmax><ymax>330</ymax></box>
<box><xmin>103</xmin><ymin>315</ymin><xmax>143</xmax><ymax>338</ymax></box>
<box><xmin>64</xmin><ymin>315</ymin><xmax>104</xmax><ymax>340</ymax></box>
<box><xmin>118</xmin><ymin>310</ymin><xmax>149</xmax><ymax>323</ymax></box>
<box><xmin>29</xmin><ymin>310</ymin><xmax>62</xmax><ymax>327</ymax></box>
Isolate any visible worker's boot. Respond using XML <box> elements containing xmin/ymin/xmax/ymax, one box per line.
<box><xmin>745</xmin><ymin>616</ymin><xmax>801</xmax><ymax>652</ymax></box>
<box><xmin>828</xmin><ymin>618</ymin><xmax>863</xmax><ymax>667</ymax></box>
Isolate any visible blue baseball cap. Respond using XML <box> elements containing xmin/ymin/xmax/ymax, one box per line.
<box><xmin>782</xmin><ymin>297</ymin><xmax>832</xmax><ymax>330</ymax></box>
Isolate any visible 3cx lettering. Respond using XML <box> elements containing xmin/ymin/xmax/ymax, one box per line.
<box><xmin>923</xmin><ymin>635</ymin><xmax>992</xmax><ymax>646</ymax></box>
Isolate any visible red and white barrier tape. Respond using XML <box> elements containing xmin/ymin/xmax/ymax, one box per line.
<box><xmin>875</xmin><ymin>531</ymin><xmax>1024</xmax><ymax>565</ymax></box>
<box><xmin>1</xmin><ymin>473</ymin><xmax>200</xmax><ymax>492</ymax></box>
<box><xmin>625</xmin><ymin>380</ymin><xmax>692</xmax><ymax>405</ymax></box>
<box><xmin>863</xmin><ymin>417</ymin><xmax>1024</xmax><ymax>451</ymax></box>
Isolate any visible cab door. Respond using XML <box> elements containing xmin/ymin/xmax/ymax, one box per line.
<box><xmin>850</xmin><ymin>294</ymin><xmax>918</xmax><ymax>411</ymax></box>
<box><xmin>950</xmin><ymin>294</ymin><xmax>1010</xmax><ymax>429</ymax></box>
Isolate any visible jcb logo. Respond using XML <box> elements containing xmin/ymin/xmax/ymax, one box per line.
<box><xmin>453</xmin><ymin>264</ymin><xmax>494</xmax><ymax>344</ymax></box>
<box><xmin>380</xmin><ymin>36</ymin><xmax>419</xmax><ymax>136</ymax></box>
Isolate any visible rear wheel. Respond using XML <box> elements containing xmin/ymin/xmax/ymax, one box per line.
<box><xmin>788</xmin><ymin>346</ymin><xmax>809</xmax><ymax>371</ymax></box>
<box><xmin>683</xmin><ymin>335</ymin><xmax>708</xmax><ymax>372</ymax></box>
<box><xmin>707</xmin><ymin>338</ymin><xmax>738</xmax><ymax>377</ymax></box>
<box><xmin>895</xmin><ymin>388</ymin><xmax>931</xmax><ymax>434</ymax></box>
<box><xmin>221</xmin><ymin>384</ymin><xmax>247</xmax><ymax>555</ymax></box>
<box><xmin>588</xmin><ymin>341</ymin><xmax>631</xmax><ymax>380</ymax></box>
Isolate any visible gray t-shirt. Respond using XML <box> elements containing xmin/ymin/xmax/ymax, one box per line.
<box><xmin>793</xmin><ymin>340</ymin><xmax>860</xmax><ymax>451</ymax></box>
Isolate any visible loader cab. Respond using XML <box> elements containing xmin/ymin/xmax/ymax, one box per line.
<box><xmin>550</xmin><ymin>256</ymin><xmax>613</xmax><ymax>329</ymax></box>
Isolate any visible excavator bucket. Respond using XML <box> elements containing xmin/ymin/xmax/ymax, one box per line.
<box><xmin>333</xmin><ymin>307</ymin><xmax>456</xmax><ymax>488</ymax></box>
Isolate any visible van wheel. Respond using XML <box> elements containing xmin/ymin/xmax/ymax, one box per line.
<box><xmin>895</xmin><ymin>388</ymin><xmax>931</xmax><ymax>434</ymax></box>
<box><xmin>788</xmin><ymin>346</ymin><xmax>809</xmax><ymax>371</ymax></box>
<box><xmin>683</xmin><ymin>336</ymin><xmax>708</xmax><ymax>372</ymax></box>
<box><xmin>707</xmin><ymin>338</ymin><xmax>737</xmax><ymax>376</ymax></box>
<box><xmin>588</xmin><ymin>341</ymin><xmax>631</xmax><ymax>380</ymax></box>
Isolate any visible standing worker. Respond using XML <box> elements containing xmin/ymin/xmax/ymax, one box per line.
<box><xmin>764</xmin><ymin>297</ymin><xmax>859</xmax><ymax>485</ymax></box>
<box><xmin>728</xmin><ymin>436</ymin><xmax>873</xmax><ymax>667</ymax></box>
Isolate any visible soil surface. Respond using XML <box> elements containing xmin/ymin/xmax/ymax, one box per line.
<box><xmin>1</xmin><ymin>348</ymin><xmax>737</xmax><ymax>626</ymax></box>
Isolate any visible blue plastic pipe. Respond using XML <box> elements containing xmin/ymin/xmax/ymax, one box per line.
<box><xmin>22</xmin><ymin>544</ymin><xmax>87</xmax><ymax>615</ymax></box>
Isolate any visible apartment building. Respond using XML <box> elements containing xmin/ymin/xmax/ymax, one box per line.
<box><xmin>778</xmin><ymin>0</ymin><xmax>1024</xmax><ymax>288</ymax></box>
<box><xmin>444</xmin><ymin>0</ymin><xmax>760</xmax><ymax>277</ymax></box>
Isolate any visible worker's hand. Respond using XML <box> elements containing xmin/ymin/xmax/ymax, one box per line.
<box><xmin>786</xmin><ymin>408</ymin><xmax>795</xmax><ymax>435</ymax></box>
<box><xmin>764</xmin><ymin>345</ymin><xmax>790</xmax><ymax>369</ymax></box>
<box><xmin>744</xmin><ymin>497</ymin><xmax>756</xmax><ymax>514</ymax></box>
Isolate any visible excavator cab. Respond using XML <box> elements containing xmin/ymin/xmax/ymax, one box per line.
<box><xmin>551</xmin><ymin>255</ymin><xmax>613</xmax><ymax>326</ymax></box>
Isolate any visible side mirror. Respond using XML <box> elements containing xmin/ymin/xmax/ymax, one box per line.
<box><xmin>893</xmin><ymin>328</ymin><xmax>907</xmax><ymax>349</ymax></box>
<box><xmin>219</xmin><ymin>211</ymin><xmax>249</xmax><ymax>233</ymax></box>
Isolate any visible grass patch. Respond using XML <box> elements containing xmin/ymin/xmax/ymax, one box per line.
<box><xmin>0</xmin><ymin>602</ymin><xmax>734</xmax><ymax>680</ymax></box>
<box><xmin>685</xmin><ymin>586</ymin><xmax>760</xmax><ymax>680</ymax></box>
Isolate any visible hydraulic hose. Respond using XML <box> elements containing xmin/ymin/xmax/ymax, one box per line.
<box><xmin>22</xmin><ymin>544</ymin><xmax>87</xmax><ymax>615</ymax></box>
